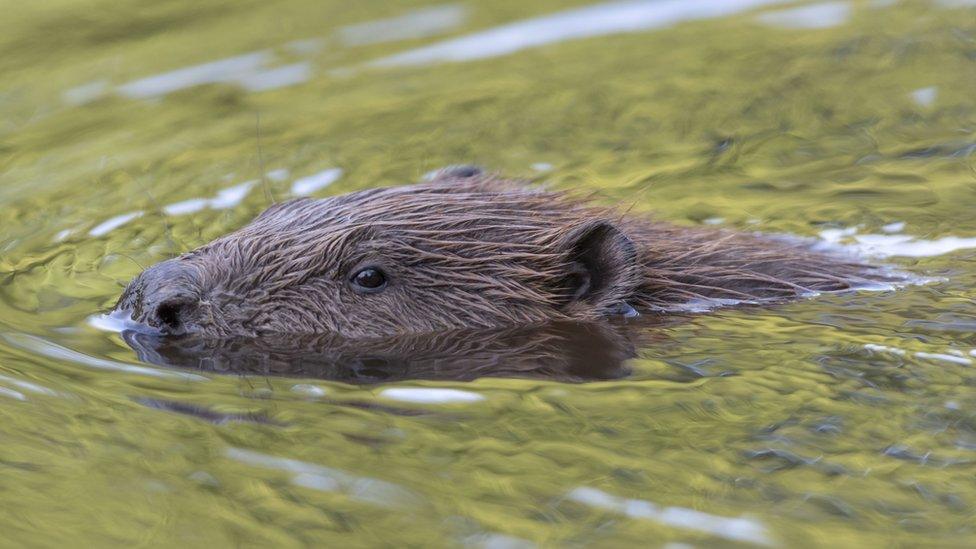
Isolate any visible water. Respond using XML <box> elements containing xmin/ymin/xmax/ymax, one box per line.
<box><xmin>2</xmin><ymin>0</ymin><xmax>976</xmax><ymax>545</ymax></box>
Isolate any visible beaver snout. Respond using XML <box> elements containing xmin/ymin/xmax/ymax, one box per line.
<box><xmin>123</xmin><ymin>259</ymin><xmax>203</xmax><ymax>336</ymax></box>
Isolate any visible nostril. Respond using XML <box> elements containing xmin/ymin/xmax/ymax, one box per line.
<box><xmin>154</xmin><ymin>298</ymin><xmax>194</xmax><ymax>333</ymax></box>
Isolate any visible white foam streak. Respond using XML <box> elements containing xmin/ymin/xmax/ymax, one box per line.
<box><xmin>62</xmin><ymin>80</ymin><xmax>109</xmax><ymax>106</ymax></box>
<box><xmin>339</xmin><ymin>4</ymin><xmax>467</xmax><ymax>46</ymax></box>
<box><xmin>379</xmin><ymin>387</ymin><xmax>485</xmax><ymax>404</ymax></box>
<box><xmin>237</xmin><ymin>62</ymin><xmax>313</xmax><ymax>92</ymax></box>
<box><xmin>87</xmin><ymin>310</ymin><xmax>145</xmax><ymax>333</ymax></box>
<box><xmin>865</xmin><ymin>344</ymin><xmax>975</xmax><ymax>365</ymax></box>
<box><xmin>881</xmin><ymin>221</ymin><xmax>906</xmax><ymax>233</ymax></box>
<box><xmin>265</xmin><ymin>168</ymin><xmax>290</xmax><ymax>182</ymax></box>
<box><xmin>0</xmin><ymin>387</ymin><xmax>27</xmax><ymax>401</ymax></box>
<box><xmin>568</xmin><ymin>487</ymin><xmax>772</xmax><ymax>546</ymax></box>
<box><xmin>161</xmin><ymin>198</ymin><xmax>209</xmax><ymax>216</ymax></box>
<box><xmin>0</xmin><ymin>374</ymin><xmax>59</xmax><ymax>397</ymax></box>
<box><xmin>756</xmin><ymin>1</ymin><xmax>851</xmax><ymax>29</ymax></box>
<box><xmin>818</xmin><ymin>226</ymin><xmax>976</xmax><ymax>258</ymax></box>
<box><xmin>72</xmin><ymin>5</ymin><xmax>474</xmax><ymax>102</ymax></box>
<box><xmin>368</xmin><ymin>0</ymin><xmax>792</xmax><ymax>68</ymax></box>
<box><xmin>463</xmin><ymin>533</ymin><xmax>537</xmax><ymax>549</ymax></box>
<box><xmin>114</xmin><ymin>48</ymin><xmax>314</xmax><ymax>100</ymax></box>
<box><xmin>285</xmin><ymin>38</ymin><xmax>326</xmax><ymax>55</ymax></box>
<box><xmin>162</xmin><ymin>180</ymin><xmax>257</xmax><ymax>216</ymax></box>
<box><xmin>291</xmin><ymin>168</ymin><xmax>344</xmax><ymax>195</ymax></box>
<box><xmin>915</xmin><ymin>352</ymin><xmax>973</xmax><ymax>366</ymax></box>
<box><xmin>290</xmin><ymin>384</ymin><xmax>327</xmax><ymax>397</ymax></box>
<box><xmin>89</xmin><ymin>211</ymin><xmax>144</xmax><ymax>237</ymax></box>
<box><xmin>1</xmin><ymin>332</ymin><xmax>206</xmax><ymax>381</ymax></box>
<box><xmin>226</xmin><ymin>447</ymin><xmax>413</xmax><ymax>506</ymax></box>
<box><xmin>209</xmin><ymin>180</ymin><xmax>258</xmax><ymax>209</ymax></box>
<box><xmin>118</xmin><ymin>52</ymin><xmax>273</xmax><ymax>99</ymax></box>
<box><xmin>910</xmin><ymin>86</ymin><xmax>938</xmax><ymax>108</ymax></box>
<box><xmin>667</xmin><ymin>296</ymin><xmax>757</xmax><ymax>313</ymax></box>
<box><xmin>864</xmin><ymin>343</ymin><xmax>907</xmax><ymax>356</ymax></box>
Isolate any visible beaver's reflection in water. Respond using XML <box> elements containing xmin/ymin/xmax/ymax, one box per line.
<box><xmin>122</xmin><ymin>320</ymin><xmax>671</xmax><ymax>383</ymax></box>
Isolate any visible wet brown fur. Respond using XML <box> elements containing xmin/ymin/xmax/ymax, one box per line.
<box><xmin>115</xmin><ymin>172</ymin><xmax>891</xmax><ymax>339</ymax></box>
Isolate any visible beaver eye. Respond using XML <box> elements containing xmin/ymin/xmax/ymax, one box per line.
<box><xmin>350</xmin><ymin>267</ymin><xmax>387</xmax><ymax>292</ymax></box>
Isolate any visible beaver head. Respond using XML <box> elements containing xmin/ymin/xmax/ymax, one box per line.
<box><xmin>115</xmin><ymin>170</ymin><xmax>642</xmax><ymax>339</ymax></box>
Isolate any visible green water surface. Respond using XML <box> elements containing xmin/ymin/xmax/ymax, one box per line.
<box><xmin>2</xmin><ymin>0</ymin><xmax>976</xmax><ymax>546</ymax></box>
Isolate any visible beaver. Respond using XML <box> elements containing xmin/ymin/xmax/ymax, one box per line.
<box><xmin>114</xmin><ymin>167</ymin><xmax>892</xmax><ymax>340</ymax></box>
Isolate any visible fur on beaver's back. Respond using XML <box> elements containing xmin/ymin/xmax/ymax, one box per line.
<box><xmin>114</xmin><ymin>169</ymin><xmax>894</xmax><ymax>338</ymax></box>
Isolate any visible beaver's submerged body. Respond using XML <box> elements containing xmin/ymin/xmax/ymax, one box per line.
<box><xmin>115</xmin><ymin>169</ymin><xmax>890</xmax><ymax>339</ymax></box>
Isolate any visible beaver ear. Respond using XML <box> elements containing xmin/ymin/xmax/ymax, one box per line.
<box><xmin>560</xmin><ymin>221</ymin><xmax>639</xmax><ymax>311</ymax></box>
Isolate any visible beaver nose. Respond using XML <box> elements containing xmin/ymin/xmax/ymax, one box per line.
<box><xmin>134</xmin><ymin>259</ymin><xmax>202</xmax><ymax>335</ymax></box>
<box><xmin>152</xmin><ymin>294</ymin><xmax>197</xmax><ymax>334</ymax></box>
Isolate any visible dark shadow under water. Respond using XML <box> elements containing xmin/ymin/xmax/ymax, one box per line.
<box><xmin>122</xmin><ymin>319</ymin><xmax>674</xmax><ymax>383</ymax></box>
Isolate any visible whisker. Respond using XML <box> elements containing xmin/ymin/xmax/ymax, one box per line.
<box><xmin>133</xmin><ymin>178</ymin><xmax>181</xmax><ymax>254</ymax></box>
<box><xmin>256</xmin><ymin>111</ymin><xmax>275</xmax><ymax>206</ymax></box>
